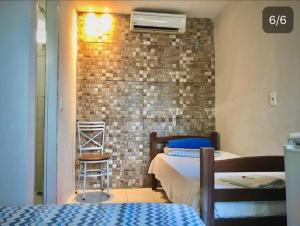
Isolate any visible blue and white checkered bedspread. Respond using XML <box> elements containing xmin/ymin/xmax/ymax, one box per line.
<box><xmin>0</xmin><ymin>203</ymin><xmax>204</xmax><ymax>226</ymax></box>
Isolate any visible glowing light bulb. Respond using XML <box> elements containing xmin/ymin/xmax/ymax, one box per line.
<box><xmin>85</xmin><ymin>13</ymin><xmax>99</xmax><ymax>37</ymax></box>
<box><xmin>84</xmin><ymin>12</ymin><xmax>113</xmax><ymax>41</ymax></box>
<box><xmin>99</xmin><ymin>14</ymin><xmax>113</xmax><ymax>34</ymax></box>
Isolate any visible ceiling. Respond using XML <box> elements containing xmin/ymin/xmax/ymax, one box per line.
<box><xmin>72</xmin><ymin>1</ymin><xmax>228</xmax><ymax>19</ymax></box>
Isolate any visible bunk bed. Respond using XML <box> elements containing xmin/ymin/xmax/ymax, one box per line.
<box><xmin>149</xmin><ymin>132</ymin><xmax>287</xmax><ymax>226</ymax></box>
<box><xmin>200</xmin><ymin>148</ymin><xmax>286</xmax><ymax>226</ymax></box>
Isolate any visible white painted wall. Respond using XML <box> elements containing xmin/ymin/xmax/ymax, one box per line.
<box><xmin>56</xmin><ymin>1</ymin><xmax>77</xmax><ymax>203</ymax></box>
<box><xmin>215</xmin><ymin>1</ymin><xmax>300</xmax><ymax>156</ymax></box>
<box><xmin>0</xmin><ymin>1</ymin><xmax>36</xmax><ymax>204</ymax></box>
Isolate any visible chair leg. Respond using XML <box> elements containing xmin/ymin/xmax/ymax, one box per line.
<box><xmin>101</xmin><ymin>176</ymin><xmax>104</xmax><ymax>191</ymax></box>
<box><xmin>106</xmin><ymin>161</ymin><xmax>110</xmax><ymax>197</ymax></box>
<box><xmin>83</xmin><ymin>162</ymin><xmax>87</xmax><ymax>201</ymax></box>
<box><xmin>99</xmin><ymin>163</ymin><xmax>104</xmax><ymax>191</ymax></box>
<box><xmin>75</xmin><ymin>164</ymin><xmax>82</xmax><ymax>194</ymax></box>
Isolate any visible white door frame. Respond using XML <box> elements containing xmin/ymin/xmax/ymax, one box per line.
<box><xmin>43</xmin><ymin>0</ymin><xmax>59</xmax><ymax>204</ymax></box>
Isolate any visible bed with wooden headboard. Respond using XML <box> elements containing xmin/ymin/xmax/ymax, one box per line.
<box><xmin>149</xmin><ymin>132</ymin><xmax>287</xmax><ymax>226</ymax></box>
<box><xmin>149</xmin><ymin>131</ymin><xmax>219</xmax><ymax>190</ymax></box>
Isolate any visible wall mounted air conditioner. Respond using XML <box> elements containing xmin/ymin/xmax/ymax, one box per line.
<box><xmin>130</xmin><ymin>11</ymin><xmax>186</xmax><ymax>34</ymax></box>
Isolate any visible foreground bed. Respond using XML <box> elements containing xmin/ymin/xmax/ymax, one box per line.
<box><xmin>0</xmin><ymin>203</ymin><xmax>204</xmax><ymax>226</ymax></box>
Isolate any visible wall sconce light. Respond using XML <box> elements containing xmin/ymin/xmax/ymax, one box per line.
<box><xmin>84</xmin><ymin>12</ymin><xmax>113</xmax><ymax>41</ymax></box>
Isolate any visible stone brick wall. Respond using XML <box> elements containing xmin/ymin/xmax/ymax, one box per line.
<box><xmin>77</xmin><ymin>13</ymin><xmax>215</xmax><ymax>188</ymax></box>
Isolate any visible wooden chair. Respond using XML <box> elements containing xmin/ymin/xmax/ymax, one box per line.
<box><xmin>75</xmin><ymin>121</ymin><xmax>110</xmax><ymax>200</ymax></box>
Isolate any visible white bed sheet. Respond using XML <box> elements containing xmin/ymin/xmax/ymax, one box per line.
<box><xmin>148</xmin><ymin>151</ymin><xmax>286</xmax><ymax>218</ymax></box>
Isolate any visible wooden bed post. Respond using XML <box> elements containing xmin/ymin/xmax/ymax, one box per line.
<box><xmin>200</xmin><ymin>148</ymin><xmax>215</xmax><ymax>226</ymax></box>
<box><xmin>150</xmin><ymin>132</ymin><xmax>158</xmax><ymax>190</ymax></box>
<box><xmin>210</xmin><ymin>132</ymin><xmax>219</xmax><ymax>150</ymax></box>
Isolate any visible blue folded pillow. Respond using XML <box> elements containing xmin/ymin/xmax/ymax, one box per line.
<box><xmin>167</xmin><ymin>138</ymin><xmax>213</xmax><ymax>149</ymax></box>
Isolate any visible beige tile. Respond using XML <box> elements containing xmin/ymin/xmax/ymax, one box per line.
<box><xmin>127</xmin><ymin>188</ymin><xmax>156</xmax><ymax>203</ymax></box>
<box><xmin>127</xmin><ymin>194</ymin><xmax>155</xmax><ymax>203</ymax></box>
<box><xmin>126</xmin><ymin>188</ymin><xmax>152</xmax><ymax>196</ymax></box>
<box><xmin>102</xmin><ymin>189</ymin><xmax>128</xmax><ymax>203</ymax></box>
<box><xmin>66</xmin><ymin>194</ymin><xmax>75</xmax><ymax>204</ymax></box>
<box><xmin>66</xmin><ymin>188</ymin><xmax>170</xmax><ymax>204</ymax></box>
<box><xmin>153</xmin><ymin>196</ymin><xmax>170</xmax><ymax>203</ymax></box>
<box><xmin>110</xmin><ymin>188</ymin><xmax>128</xmax><ymax>195</ymax></box>
<box><xmin>152</xmin><ymin>189</ymin><xmax>169</xmax><ymax>199</ymax></box>
<box><xmin>151</xmin><ymin>189</ymin><xmax>170</xmax><ymax>203</ymax></box>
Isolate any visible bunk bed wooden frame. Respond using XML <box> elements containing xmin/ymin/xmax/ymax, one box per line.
<box><xmin>200</xmin><ymin>148</ymin><xmax>287</xmax><ymax>226</ymax></box>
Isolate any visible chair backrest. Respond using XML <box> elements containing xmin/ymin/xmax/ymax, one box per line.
<box><xmin>77</xmin><ymin>121</ymin><xmax>105</xmax><ymax>155</ymax></box>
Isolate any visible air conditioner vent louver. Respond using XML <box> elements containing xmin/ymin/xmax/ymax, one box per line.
<box><xmin>130</xmin><ymin>11</ymin><xmax>186</xmax><ymax>34</ymax></box>
<box><xmin>133</xmin><ymin>25</ymin><xmax>179</xmax><ymax>32</ymax></box>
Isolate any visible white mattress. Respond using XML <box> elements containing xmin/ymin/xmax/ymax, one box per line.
<box><xmin>148</xmin><ymin>151</ymin><xmax>286</xmax><ymax>218</ymax></box>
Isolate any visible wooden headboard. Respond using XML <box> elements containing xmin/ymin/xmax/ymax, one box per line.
<box><xmin>150</xmin><ymin>131</ymin><xmax>219</xmax><ymax>162</ymax></box>
<box><xmin>149</xmin><ymin>131</ymin><xmax>219</xmax><ymax>190</ymax></box>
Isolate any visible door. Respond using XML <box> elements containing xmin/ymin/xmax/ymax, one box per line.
<box><xmin>34</xmin><ymin>0</ymin><xmax>59</xmax><ymax>204</ymax></box>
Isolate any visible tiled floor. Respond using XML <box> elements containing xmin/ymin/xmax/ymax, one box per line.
<box><xmin>66</xmin><ymin>188</ymin><xmax>170</xmax><ymax>204</ymax></box>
